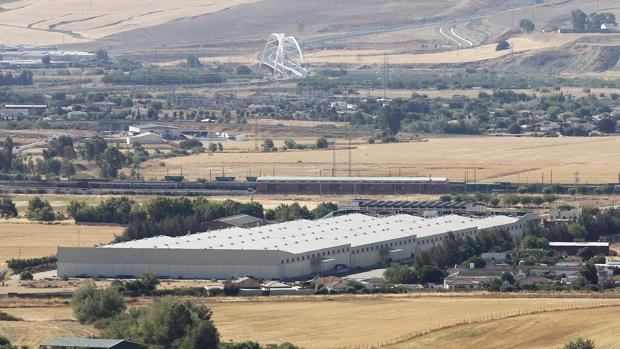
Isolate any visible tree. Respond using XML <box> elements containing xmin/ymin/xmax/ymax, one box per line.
<box><xmin>122</xmin><ymin>297</ymin><xmax>220</xmax><ymax>349</ymax></box>
<box><xmin>262</xmin><ymin>138</ymin><xmax>275</xmax><ymax>151</ymax></box>
<box><xmin>466</xmin><ymin>255</ymin><xmax>486</xmax><ymax>268</ymax></box>
<box><xmin>316</xmin><ymin>136</ymin><xmax>329</xmax><ymax>149</ymax></box>
<box><xmin>0</xmin><ymin>137</ymin><xmax>14</xmax><ymax>172</ymax></box>
<box><xmin>519</xmin><ymin>19</ymin><xmax>535</xmax><ymax>33</ymax></box>
<box><xmin>417</xmin><ymin>265</ymin><xmax>444</xmax><ymax>283</ymax></box>
<box><xmin>564</xmin><ymin>338</ymin><xmax>595</xmax><ymax>349</ymax></box>
<box><xmin>95</xmin><ymin>49</ymin><xmax>109</xmax><ymax>62</ymax></box>
<box><xmin>578</xmin><ymin>247</ymin><xmax>595</xmax><ymax>262</ymax></box>
<box><xmin>496</xmin><ymin>40</ymin><xmax>510</xmax><ymax>51</ymax></box>
<box><xmin>572</xmin><ymin>9</ymin><xmax>587</xmax><ymax>31</ymax></box>
<box><xmin>311</xmin><ymin>202</ymin><xmax>338</xmax><ymax>219</ymax></box>
<box><xmin>97</xmin><ymin>147</ymin><xmax>126</xmax><ymax>178</ymax></box>
<box><xmin>0</xmin><ymin>197</ymin><xmax>17</xmax><ymax>219</ymax></box>
<box><xmin>78</xmin><ymin>136</ymin><xmax>108</xmax><ymax>161</ymax></box>
<box><xmin>223</xmin><ymin>281</ymin><xmax>240</xmax><ymax>296</ymax></box>
<box><xmin>179</xmin><ymin>139</ymin><xmax>203</xmax><ymax>150</ymax></box>
<box><xmin>501</xmin><ymin>271</ymin><xmax>515</xmax><ymax>284</ymax></box>
<box><xmin>384</xmin><ymin>264</ymin><xmax>419</xmax><ymax>284</ymax></box>
<box><xmin>579</xmin><ymin>262</ymin><xmax>598</xmax><ymax>285</ymax></box>
<box><xmin>187</xmin><ymin>53</ymin><xmax>202</xmax><ymax>68</ymax></box>
<box><xmin>19</xmin><ymin>270</ymin><xmax>33</xmax><ymax>280</ymax></box>
<box><xmin>265</xmin><ymin>203</ymin><xmax>311</xmax><ymax>222</ymax></box>
<box><xmin>0</xmin><ymin>335</ymin><xmax>19</xmax><ymax>349</ymax></box>
<box><xmin>380</xmin><ymin>106</ymin><xmax>403</xmax><ymax>135</ymax></box>
<box><xmin>586</xmin><ymin>12</ymin><xmax>617</xmax><ymax>30</ymax></box>
<box><xmin>284</xmin><ymin>138</ymin><xmax>298</xmax><ymax>149</ymax></box>
<box><xmin>520</xmin><ymin>234</ymin><xmax>549</xmax><ymax>249</ymax></box>
<box><xmin>208</xmin><ymin>143</ymin><xmax>218</xmax><ymax>152</ymax></box>
<box><xmin>25</xmin><ymin>197</ymin><xmax>55</xmax><ymax>222</ymax></box>
<box><xmin>42</xmin><ymin>55</ymin><xmax>51</xmax><ymax>65</ymax></box>
<box><xmin>217</xmin><ymin>143</ymin><xmax>223</xmax><ymax>152</ymax></box>
<box><xmin>568</xmin><ymin>223</ymin><xmax>586</xmax><ymax>239</ymax></box>
<box><xmin>507</xmin><ymin>122</ymin><xmax>521</xmax><ymax>134</ymax></box>
<box><xmin>123</xmin><ymin>273</ymin><xmax>160</xmax><ymax>297</ymax></box>
<box><xmin>72</xmin><ymin>283</ymin><xmax>125</xmax><ymax>324</ymax></box>
<box><xmin>597</xmin><ymin>118</ymin><xmax>616</xmax><ymax>133</ymax></box>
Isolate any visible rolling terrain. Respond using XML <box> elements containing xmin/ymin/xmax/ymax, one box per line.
<box><xmin>1</xmin><ymin>0</ymin><xmax>619</xmax><ymax>73</ymax></box>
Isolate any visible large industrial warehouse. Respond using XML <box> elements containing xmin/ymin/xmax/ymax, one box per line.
<box><xmin>58</xmin><ymin>213</ymin><xmax>537</xmax><ymax>280</ymax></box>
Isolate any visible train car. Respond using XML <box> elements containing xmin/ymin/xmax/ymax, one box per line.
<box><xmin>255</xmin><ymin>176</ymin><xmax>450</xmax><ymax>195</ymax></box>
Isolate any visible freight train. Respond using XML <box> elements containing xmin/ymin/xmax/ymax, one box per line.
<box><xmin>0</xmin><ymin>177</ymin><xmax>615</xmax><ymax>195</ymax></box>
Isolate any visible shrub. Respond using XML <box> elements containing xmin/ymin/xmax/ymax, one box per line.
<box><xmin>223</xmin><ymin>281</ymin><xmax>240</xmax><ymax>296</ymax></box>
<box><xmin>0</xmin><ymin>310</ymin><xmax>21</xmax><ymax>321</ymax></box>
<box><xmin>496</xmin><ymin>40</ymin><xmax>510</xmax><ymax>51</ymax></box>
<box><xmin>72</xmin><ymin>283</ymin><xmax>125</xmax><ymax>323</ymax></box>
<box><xmin>563</xmin><ymin>338</ymin><xmax>595</xmax><ymax>349</ymax></box>
<box><xmin>19</xmin><ymin>271</ymin><xmax>33</xmax><ymax>280</ymax></box>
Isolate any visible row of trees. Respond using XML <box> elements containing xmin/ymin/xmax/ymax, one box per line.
<box><xmin>0</xmin><ymin>70</ymin><xmax>33</xmax><ymax>86</ymax></box>
<box><xmin>571</xmin><ymin>9</ymin><xmax>616</xmax><ymax>32</ymax></box>
<box><xmin>414</xmin><ymin>229</ymin><xmax>515</xmax><ymax>270</ymax></box>
<box><xmin>63</xmin><ymin>196</ymin><xmax>338</xmax><ymax>241</ymax></box>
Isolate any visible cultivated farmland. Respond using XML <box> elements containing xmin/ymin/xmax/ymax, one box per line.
<box><xmin>0</xmin><ymin>221</ymin><xmax>120</xmax><ymax>263</ymax></box>
<box><xmin>139</xmin><ymin>135</ymin><xmax>620</xmax><ymax>184</ymax></box>
<box><xmin>1</xmin><ymin>295</ymin><xmax>619</xmax><ymax>349</ymax></box>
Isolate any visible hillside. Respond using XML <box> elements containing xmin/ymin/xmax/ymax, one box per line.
<box><xmin>0</xmin><ymin>0</ymin><xmax>619</xmax><ymax>74</ymax></box>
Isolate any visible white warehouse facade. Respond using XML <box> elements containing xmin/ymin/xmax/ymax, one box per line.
<box><xmin>58</xmin><ymin>213</ymin><xmax>537</xmax><ymax>280</ymax></box>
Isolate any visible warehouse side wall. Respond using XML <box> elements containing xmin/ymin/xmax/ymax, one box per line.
<box><xmin>58</xmin><ymin>247</ymin><xmax>284</xmax><ymax>279</ymax></box>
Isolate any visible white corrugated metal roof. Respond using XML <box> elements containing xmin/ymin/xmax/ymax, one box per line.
<box><xmin>550</xmin><ymin>242</ymin><xmax>609</xmax><ymax>247</ymax></box>
<box><xmin>103</xmin><ymin>213</ymin><xmax>521</xmax><ymax>254</ymax></box>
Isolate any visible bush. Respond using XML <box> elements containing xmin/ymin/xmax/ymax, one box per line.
<box><xmin>0</xmin><ymin>310</ymin><xmax>21</xmax><ymax>321</ymax></box>
<box><xmin>72</xmin><ymin>283</ymin><xmax>125</xmax><ymax>324</ymax></box>
<box><xmin>466</xmin><ymin>255</ymin><xmax>486</xmax><ymax>268</ymax></box>
<box><xmin>19</xmin><ymin>271</ymin><xmax>33</xmax><ymax>280</ymax></box>
<box><xmin>223</xmin><ymin>281</ymin><xmax>240</xmax><ymax>296</ymax></box>
<box><xmin>563</xmin><ymin>338</ymin><xmax>595</xmax><ymax>349</ymax></box>
<box><xmin>101</xmin><ymin>297</ymin><xmax>220</xmax><ymax>349</ymax></box>
<box><xmin>7</xmin><ymin>256</ymin><xmax>57</xmax><ymax>272</ymax></box>
<box><xmin>25</xmin><ymin>197</ymin><xmax>56</xmax><ymax>222</ymax></box>
<box><xmin>496</xmin><ymin>40</ymin><xmax>510</xmax><ymax>51</ymax></box>
<box><xmin>316</xmin><ymin>136</ymin><xmax>329</xmax><ymax>149</ymax></box>
<box><xmin>384</xmin><ymin>264</ymin><xmax>419</xmax><ymax>284</ymax></box>
<box><xmin>123</xmin><ymin>273</ymin><xmax>160</xmax><ymax>297</ymax></box>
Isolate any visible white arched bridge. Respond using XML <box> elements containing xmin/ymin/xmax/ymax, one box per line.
<box><xmin>259</xmin><ymin>33</ymin><xmax>308</xmax><ymax>80</ymax></box>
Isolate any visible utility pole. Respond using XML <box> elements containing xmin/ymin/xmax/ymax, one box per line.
<box><xmin>332</xmin><ymin>140</ymin><xmax>336</xmax><ymax>177</ymax></box>
<box><xmin>348</xmin><ymin>134</ymin><xmax>352</xmax><ymax>177</ymax></box>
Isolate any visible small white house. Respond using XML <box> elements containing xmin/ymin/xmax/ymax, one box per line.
<box><xmin>126</xmin><ymin>132</ymin><xmax>164</xmax><ymax>145</ymax></box>
<box><xmin>128</xmin><ymin>123</ymin><xmax>181</xmax><ymax>139</ymax></box>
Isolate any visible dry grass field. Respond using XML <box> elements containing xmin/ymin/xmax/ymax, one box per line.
<box><xmin>361</xmin><ymin>86</ymin><xmax>620</xmax><ymax>99</ymax></box>
<box><xmin>0</xmin><ymin>220</ymin><xmax>120</xmax><ymax>263</ymax></box>
<box><xmin>390</xmin><ymin>306</ymin><xmax>620</xmax><ymax>349</ymax></box>
<box><xmin>305</xmin><ymin>33</ymin><xmax>580</xmax><ymax>65</ymax></box>
<box><xmin>0</xmin><ymin>0</ymin><xmax>259</xmax><ymax>45</ymax></box>
<box><xmin>185</xmin><ymin>296</ymin><xmax>620</xmax><ymax>349</ymax></box>
<box><xmin>2</xmin><ymin>295</ymin><xmax>620</xmax><ymax>349</ymax></box>
<box><xmin>140</xmin><ymin>135</ymin><xmax>620</xmax><ymax>184</ymax></box>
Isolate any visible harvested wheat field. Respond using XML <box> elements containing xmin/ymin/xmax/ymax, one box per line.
<box><xmin>0</xmin><ymin>221</ymin><xmax>120</xmax><ymax>263</ymax></box>
<box><xmin>306</xmin><ymin>33</ymin><xmax>581</xmax><ymax>65</ymax></box>
<box><xmin>198</xmin><ymin>295</ymin><xmax>620</xmax><ymax>349</ymax></box>
<box><xmin>0</xmin><ymin>0</ymin><xmax>259</xmax><ymax>45</ymax></box>
<box><xmin>390</xmin><ymin>306</ymin><xmax>620</xmax><ymax>349</ymax></box>
<box><xmin>2</xmin><ymin>295</ymin><xmax>620</xmax><ymax>349</ymax></box>
<box><xmin>0</xmin><ymin>320</ymin><xmax>98</xmax><ymax>348</ymax></box>
<box><xmin>140</xmin><ymin>135</ymin><xmax>620</xmax><ymax>184</ymax></box>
